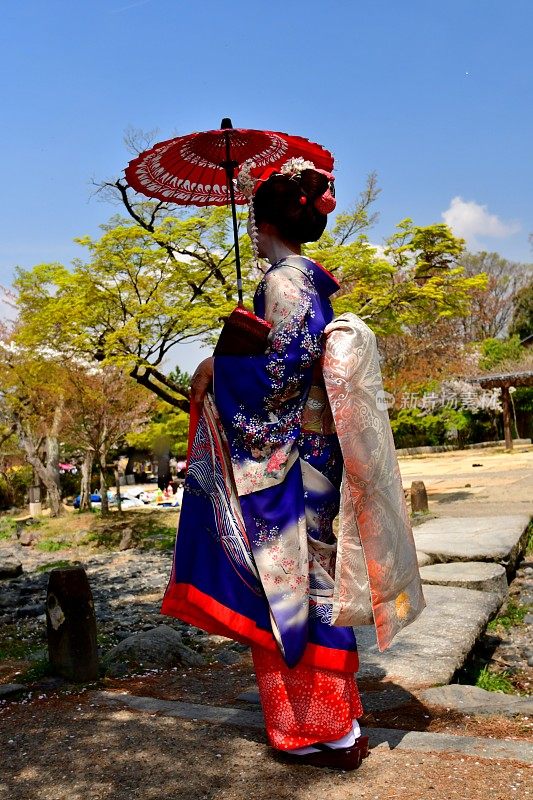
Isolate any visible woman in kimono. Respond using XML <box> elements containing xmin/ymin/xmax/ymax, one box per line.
<box><xmin>162</xmin><ymin>159</ymin><xmax>423</xmax><ymax>770</ymax></box>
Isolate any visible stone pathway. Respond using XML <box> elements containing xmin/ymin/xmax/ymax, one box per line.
<box><xmin>354</xmin><ymin>584</ymin><xmax>502</xmax><ymax>686</ymax></box>
<box><xmin>418</xmin><ymin>685</ymin><xmax>533</xmax><ymax>716</ymax></box>
<box><xmin>2</xmin><ymin>694</ymin><xmax>531</xmax><ymax>800</ymax></box>
<box><xmin>95</xmin><ymin>689</ymin><xmax>533</xmax><ymax>764</ymax></box>
<box><xmin>413</xmin><ymin>514</ymin><xmax>530</xmax><ymax>569</ymax></box>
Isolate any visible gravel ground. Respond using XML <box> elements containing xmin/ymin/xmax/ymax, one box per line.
<box><xmin>0</xmin><ymin>694</ymin><xmax>531</xmax><ymax>800</ymax></box>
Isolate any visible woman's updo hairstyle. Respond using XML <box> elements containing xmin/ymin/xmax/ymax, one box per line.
<box><xmin>253</xmin><ymin>168</ymin><xmax>332</xmax><ymax>244</ymax></box>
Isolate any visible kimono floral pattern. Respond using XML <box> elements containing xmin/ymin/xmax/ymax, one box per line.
<box><xmin>162</xmin><ymin>256</ymin><xmax>424</xmax><ymax>675</ymax></box>
<box><xmin>213</xmin><ymin>256</ymin><xmax>358</xmax><ymax>667</ymax></box>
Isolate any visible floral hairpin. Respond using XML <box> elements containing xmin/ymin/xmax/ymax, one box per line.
<box><xmin>235</xmin><ymin>156</ymin><xmax>319</xmax><ymax>198</ymax></box>
<box><xmin>235</xmin><ymin>159</ymin><xmax>257</xmax><ymax>199</ymax></box>
<box><xmin>279</xmin><ymin>157</ymin><xmax>316</xmax><ymax>176</ymax></box>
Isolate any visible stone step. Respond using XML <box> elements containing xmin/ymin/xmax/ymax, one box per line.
<box><xmin>412</xmin><ymin>514</ymin><xmax>531</xmax><ymax>572</ymax></box>
<box><xmin>419</xmin><ymin>561</ymin><xmax>508</xmax><ymax>603</ymax></box>
<box><xmin>94</xmin><ymin>691</ymin><xmax>533</xmax><ymax>763</ymax></box>
<box><xmin>353</xmin><ymin>584</ymin><xmax>502</xmax><ymax>688</ymax></box>
<box><xmin>419</xmin><ymin>684</ymin><xmax>533</xmax><ymax>716</ymax></box>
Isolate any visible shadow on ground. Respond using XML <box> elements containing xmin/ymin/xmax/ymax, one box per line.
<box><xmin>1</xmin><ymin>690</ymin><xmax>530</xmax><ymax>800</ymax></box>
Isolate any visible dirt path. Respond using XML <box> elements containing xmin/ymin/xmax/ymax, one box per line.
<box><xmin>0</xmin><ymin>694</ymin><xmax>531</xmax><ymax>800</ymax></box>
<box><xmin>398</xmin><ymin>443</ymin><xmax>533</xmax><ymax>518</ymax></box>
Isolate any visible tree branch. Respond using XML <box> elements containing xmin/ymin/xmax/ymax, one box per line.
<box><xmin>130</xmin><ymin>366</ymin><xmax>190</xmax><ymax>412</ymax></box>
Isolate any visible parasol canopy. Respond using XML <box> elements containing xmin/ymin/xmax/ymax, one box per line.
<box><xmin>125</xmin><ymin>120</ymin><xmax>334</xmax><ymax>206</ymax></box>
<box><xmin>124</xmin><ymin>118</ymin><xmax>334</xmax><ymax>303</ymax></box>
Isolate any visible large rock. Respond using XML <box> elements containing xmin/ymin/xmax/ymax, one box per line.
<box><xmin>354</xmin><ymin>584</ymin><xmax>502</xmax><ymax>688</ymax></box>
<box><xmin>0</xmin><ymin>683</ymin><xmax>26</xmax><ymax>699</ymax></box>
<box><xmin>413</xmin><ymin>515</ymin><xmax>531</xmax><ymax>572</ymax></box>
<box><xmin>19</xmin><ymin>531</ymin><xmax>37</xmax><ymax>546</ymax></box>
<box><xmin>103</xmin><ymin>625</ymin><xmax>205</xmax><ymax>675</ymax></box>
<box><xmin>0</xmin><ymin>555</ymin><xmax>22</xmax><ymax>579</ymax></box>
<box><xmin>118</xmin><ymin>527</ymin><xmax>134</xmax><ymax>551</ymax></box>
<box><xmin>419</xmin><ymin>684</ymin><xmax>533</xmax><ymax>716</ymax></box>
<box><xmin>419</xmin><ymin>561</ymin><xmax>508</xmax><ymax>603</ymax></box>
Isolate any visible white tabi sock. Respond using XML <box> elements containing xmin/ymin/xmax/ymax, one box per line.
<box><xmin>285</xmin><ymin>719</ymin><xmax>362</xmax><ymax>756</ymax></box>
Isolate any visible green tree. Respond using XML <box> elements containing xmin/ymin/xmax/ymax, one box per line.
<box><xmin>13</xmin><ymin>207</ymin><xmax>254</xmax><ymax>412</ymax></box>
<box><xmin>478</xmin><ymin>335</ymin><xmax>525</xmax><ymax>371</ymax></box>
<box><xmin>308</xmin><ymin>207</ymin><xmax>487</xmax><ymax>395</ymax></box>
<box><xmin>509</xmin><ymin>279</ymin><xmax>533</xmax><ymax>340</ymax></box>
<box><xmin>309</xmin><ymin>210</ymin><xmax>486</xmax><ymax>335</ymax></box>
<box><xmin>0</xmin><ymin>333</ymin><xmax>66</xmax><ymax>516</ymax></box>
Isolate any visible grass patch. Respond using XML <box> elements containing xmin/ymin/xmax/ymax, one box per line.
<box><xmin>0</xmin><ymin>516</ymin><xmax>17</xmax><ymax>540</ymax></box>
<box><xmin>84</xmin><ymin>509</ymin><xmax>177</xmax><ymax>551</ymax></box>
<box><xmin>20</xmin><ymin>657</ymin><xmax>53</xmax><ymax>683</ymax></box>
<box><xmin>475</xmin><ymin>666</ymin><xmax>515</xmax><ymax>694</ymax></box>
<box><xmin>36</xmin><ymin>538</ymin><xmax>73</xmax><ymax>553</ymax></box>
<box><xmin>0</xmin><ymin>623</ymin><xmax>44</xmax><ymax>661</ymax></box>
<box><xmin>0</xmin><ymin>639</ymin><xmax>32</xmax><ymax>661</ymax></box>
<box><xmin>35</xmin><ymin>559</ymin><xmax>75</xmax><ymax>573</ymax></box>
<box><xmin>455</xmin><ymin>657</ymin><xmax>522</xmax><ymax>697</ymax></box>
<box><xmin>1</xmin><ymin>507</ymin><xmax>177</xmax><ymax>553</ymax></box>
<box><xmin>97</xmin><ymin>630</ymin><xmax>121</xmax><ymax>652</ymax></box>
<box><xmin>139</xmin><ymin>518</ymin><xmax>176</xmax><ymax>551</ymax></box>
<box><xmin>487</xmin><ymin>598</ymin><xmax>529</xmax><ymax>631</ymax></box>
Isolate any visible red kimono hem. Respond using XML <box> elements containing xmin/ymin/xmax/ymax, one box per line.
<box><xmin>161</xmin><ymin>581</ymin><xmax>359</xmax><ymax>673</ymax></box>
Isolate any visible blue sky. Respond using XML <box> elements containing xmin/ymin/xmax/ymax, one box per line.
<box><xmin>1</xmin><ymin>0</ymin><xmax>532</xmax><ymax>369</ymax></box>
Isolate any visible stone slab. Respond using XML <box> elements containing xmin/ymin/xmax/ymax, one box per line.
<box><xmin>354</xmin><ymin>584</ymin><xmax>502</xmax><ymax>687</ymax></box>
<box><xmin>419</xmin><ymin>561</ymin><xmax>508</xmax><ymax>603</ymax></box>
<box><xmin>97</xmin><ymin>690</ymin><xmax>264</xmax><ymax>728</ymax></box>
<box><xmin>413</xmin><ymin>515</ymin><xmax>531</xmax><ymax>571</ymax></box>
<box><xmin>367</xmin><ymin>727</ymin><xmax>533</xmax><ymax>763</ymax></box>
<box><xmin>94</xmin><ymin>692</ymin><xmax>533</xmax><ymax>763</ymax></box>
<box><xmin>419</xmin><ymin>684</ymin><xmax>533</xmax><ymax>716</ymax></box>
<box><xmin>237</xmin><ymin>690</ymin><xmax>260</xmax><ymax>704</ymax></box>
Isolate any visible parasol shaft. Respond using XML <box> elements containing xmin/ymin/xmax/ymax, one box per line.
<box><xmin>222</xmin><ymin>122</ymin><xmax>243</xmax><ymax>306</ymax></box>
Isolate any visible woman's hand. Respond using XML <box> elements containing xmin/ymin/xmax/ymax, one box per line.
<box><xmin>190</xmin><ymin>357</ymin><xmax>214</xmax><ymax>405</ymax></box>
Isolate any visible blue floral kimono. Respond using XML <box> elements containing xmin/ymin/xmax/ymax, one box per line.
<box><xmin>161</xmin><ymin>256</ymin><xmax>358</xmax><ymax>673</ymax></box>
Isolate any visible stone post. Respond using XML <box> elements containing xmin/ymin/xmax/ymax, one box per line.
<box><xmin>411</xmin><ymin>480</ymin><xmax>429</xmax><ymax>513</ymax></box>
<box><xmin>28</xmin><ymin>485</ymin><xmax>42</xmax><ymax>517</ymax></box>
<box><xmin>46</xmin><ymin>567</ymin><xmax>99</xmax><ymax>682</ymax></box>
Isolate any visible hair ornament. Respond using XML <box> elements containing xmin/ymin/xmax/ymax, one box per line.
<box><xmin>314</xmin><ymin>187</ymin><xmax>336</xmax><ymax>214</ymax></box>
<box><xmin>313</xmin><ymin>168</ymin><xmax>336</xmax><ymax>214</ymax></box>
<box><xmin>280</xmin><ymin>156</ymin><xmax>316</xmax><ymax>176</ymax></box>
<box><xmin>299</xmin><ymin>194</ymin><xmax>308</xmax><ymax>205</ymax></box>
<box><xmin>235</xmin><ymin>159</ymin><xmax>263</xmax><ymax>270</ymax></box>
<box><xmin>235</xmin><ymin>159</ymin><xmax>257</xmax><ymax>199</ymax></box>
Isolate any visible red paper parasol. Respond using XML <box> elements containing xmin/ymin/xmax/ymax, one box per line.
<box><xmin>125</xmin><ymin>118</ymin><xmax>334</xmax><ymax>303</ymax></box>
